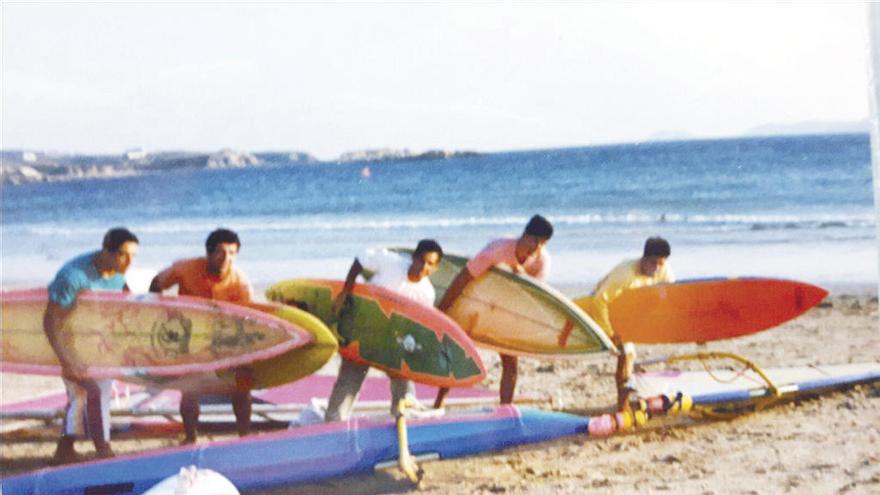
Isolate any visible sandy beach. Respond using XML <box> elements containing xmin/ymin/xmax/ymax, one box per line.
<box><xmin>2</xmin><ymin>284</ymin><xmax>878</xmax><ymax>494</ymax></box>
<box><xmin>4</xmin><ymin>1</ymin><xmax>877</xmax><ymax>493</ymax></box>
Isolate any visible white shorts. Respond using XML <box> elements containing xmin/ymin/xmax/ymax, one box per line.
<box><xmin>62</xmin><ymin>378</ymin><xmax>112</xmax><ymax>441</ymax></box>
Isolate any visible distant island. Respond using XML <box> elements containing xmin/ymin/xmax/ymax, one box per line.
<box><xmin>4</xmin><ymin>122</ymin><xmax>868</xmax><ymax>185</ymax></box>
<box><xmin>336</xmin><ymin>148</ymin><xmax>479</xmax><ymax>163</ymax></box>
<box><xmin>0</xmin><ymin>149</ymin><xmax>273</xmax><ymax>185</ymax></box>
<box><xmin>744</xmin><ymin>119</ymin><xmax>869</xmax><ymax>137</ymax></box>
<box><xmin>0</xmin><ymin>147</ymin><xmax>479</xmax><ymax>185</ymax></box>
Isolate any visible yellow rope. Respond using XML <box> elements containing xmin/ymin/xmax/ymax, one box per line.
<box><xmin>698</xmin><ymin>357</ymin><xmax>750</xmax><ymax>384</ymax></box>
<box><xmin>663</xmin><ymin>351</ymin><xmax>782</xmax><ymax>398</ymax></box>
<box><xmin>618</xmin><ymin>352</ymin><xmax>791</xmax><ymax>422</ymax></box>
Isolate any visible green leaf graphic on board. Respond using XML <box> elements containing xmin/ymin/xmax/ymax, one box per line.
<box><xmin>281</xmin><ymin>284</ymin><xmax>481</xmax><ymax>381</ymax></box>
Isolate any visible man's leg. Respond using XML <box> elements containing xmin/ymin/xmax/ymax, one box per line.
<box><xmin>433</xmin><ymin>387</ymin><xmax>450</xmax><ymax>409</ymax></box>
<box><xmin>499</xmin><ymin>354</ymin><xmax>518</xmax><ymax>404</ymax></box>
<box><xmin>231</xmin><ymin>366</ymin><xmax>254</xmax><ymax>436</ymax></box>
<box><xmin>84</xmin><ymin>379</ymin><xmax>113</xmax><ymax>458</ymax></box>
<box><xmin>325</xmin><ymin>359</ymin><xmax>369</xmax><ymax>422</ymax></box>
<box><xmin>180</xmin><ymin>392</ymin><xmax>200</xmax><ymax>444</ymax></box>
<box><xmin>50</xmin><ymin>435</ymin><xmax>79</xmax><ymax>466</ymax></box>
<box><xmin>231</xmin><ymin>391</ymin><xmax>252</xmax><ymax>437</ymax></box>
<box><xmin>51</xmin><ymin>378</ymin><xmax>85</xmax><ymax>465</ymax></box>
<box><xmin>616</xmin><ymin>343</ymin><xmax>637</xmax><ymax>412</ymax></box>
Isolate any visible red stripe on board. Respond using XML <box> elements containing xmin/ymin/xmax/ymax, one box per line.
<box><xmin>558</xmin><ymin>320</ymin><xmax>574</xmax><ymax>347</ymax></box>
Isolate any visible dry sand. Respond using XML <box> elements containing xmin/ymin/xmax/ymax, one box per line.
<box><xmin>2</xmin><ymin>285</ymin><xmax>878</xmax><ymax>494</ymax></box>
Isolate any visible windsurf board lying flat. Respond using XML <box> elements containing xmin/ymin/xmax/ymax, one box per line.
<box><xmin>0</xmin><ymin>375</ymin><xmax>498</xmax><ymax>422</ymax></box>
<box><xmin>577</xmin><ymin>277</ymin><xmax>828</xmax><ymax>344</ymax></box>
<box><xmin>0</xmin><ymin>289</ymin><xmax>312</xmax><ymax>381</ymax></box>
<box><xmin>266</xmin><ymin>279</ymin><xmax>486</xmax><ymax>388</ymax></box>
<box><xmin>1</xmin><ymin>406</ymin><xmax>587</xmax><ymax>494</ymax></box>
<box><xmin>5</xmin><ymin>362</ymin><xmax>878</xmax><ymax>493</ymax></box>
<box><xmin>631</xmin><ymin>362</ymin><xmax>880</xmax><ymax>405</ymax></box>
<box><xmin>392</xmin><ymin>249</ymin><xmax>613</xmax><ymax>357</ymax></box>
<box><xmin>131</xmin><ymin>376</ymin><xmax>496</xmax><ymax>417</ymax></box>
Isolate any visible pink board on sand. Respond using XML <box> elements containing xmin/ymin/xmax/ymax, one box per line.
<box><xmin>0</xmin><ymin>375</ymin><xmax>497</xmax><ymax>422</ymax></box>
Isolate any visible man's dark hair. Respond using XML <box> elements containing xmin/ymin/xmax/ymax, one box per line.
<box><xmin>643</xmin><ymin>237</ymin><xmax>671</xmax><ymax>258</ymax></box>
<box><xmin>206</xmin><ymin>228</ymin><xmax>241</xmax><ymax>254</ymax></box>
<box><xmin>413</xmin><ymin>239</ymin><xmax>443</xmax><ymax>259</ymax></box>
<box><xmin>523</xmin><ymin>214</ymin><xmax>553</xmax><ymax>239</ymax></box>
<box><xmin>102</xmin><ymin>227</ymin><xmax>139</xmax><ymax>252</ymax></box>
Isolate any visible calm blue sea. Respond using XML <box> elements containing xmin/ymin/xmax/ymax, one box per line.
<box><xmin>2</xmin><ymin>134</ymin><xmax>876</xmax><ymax>291</ymax></box>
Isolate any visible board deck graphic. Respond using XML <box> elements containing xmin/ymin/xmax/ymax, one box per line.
<box><xmin>0</xmin><ymin>289</ymin><xmax>312</xmax><ymax>382</ymax></box>
<box><xmin>266</xmin><ymin>279</ymin><xmax>485</xmax><ymax>388</ymax></box>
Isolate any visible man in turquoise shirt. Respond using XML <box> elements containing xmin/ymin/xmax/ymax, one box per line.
<box><xmin>44</xmin><ymin>227</ymin><xmax>139</xmax><ymax>465</ymax></box>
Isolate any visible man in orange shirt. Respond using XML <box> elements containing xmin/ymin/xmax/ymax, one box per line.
<box><xmin>149</xmin><ymin>228</ymin><xmax>254</xmax><ymax>444</ymax></box>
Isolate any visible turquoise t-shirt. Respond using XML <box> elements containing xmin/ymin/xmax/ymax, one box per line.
<box><xmin>48</xmin><ymin>251</ymin><xmax>127</xmax><ymax>308</ymax></box>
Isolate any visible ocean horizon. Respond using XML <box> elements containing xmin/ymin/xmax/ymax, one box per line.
<box><xmin>2</xmin><ymin>133</ymin><xmax>876</xmax><ymax>294</ymax></box>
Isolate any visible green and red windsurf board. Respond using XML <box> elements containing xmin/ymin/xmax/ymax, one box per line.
<box><xmin>266</xmin><ymin>279</ymin><xmax>486</xmax><ymax>388</ymax></box>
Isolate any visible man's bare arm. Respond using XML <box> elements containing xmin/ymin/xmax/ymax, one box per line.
<box><xmin>437</xmin><ymin>268</ymin><xmax>473</xmax><ymax>312</ymax></box>
<box><xmin>43</xmin><ymin>301</ymin><xmax>85</xmax><ymax>380</ymax></box>
<box><xmin>148</xmin><ymin>275</ymin><xmax>164</xmax><ymax>293</ymax></box>
<box><xmin>333</xmin><ymin>258</ymin><xmax>364</xmax><ymax>315</ymax></box>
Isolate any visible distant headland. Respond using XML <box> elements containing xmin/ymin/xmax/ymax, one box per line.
<box><xmin>0</xmin><ymin>147</ymin><xmax>480</xmax><ymax>185</ymax></box>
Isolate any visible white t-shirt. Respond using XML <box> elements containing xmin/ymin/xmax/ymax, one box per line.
<box><xmin>359</xmin><ymin>249</ymin><xmax>435</xmax><ymax>307</ymax></box>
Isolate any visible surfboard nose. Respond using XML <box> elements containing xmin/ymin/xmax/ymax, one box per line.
<box><xmin>794</xmin><ymin>283</ymin><xmax>828</xmax><ymax>311</ymax></box>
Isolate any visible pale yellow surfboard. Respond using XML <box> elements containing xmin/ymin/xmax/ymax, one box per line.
<box><xmin>393</xmin><ymin>249</ymin><xmax>613</xmax><ymax>357</ymax></box>
<box><xmin>0</xmin><ymin>289</ymin><xmax>317</xmax><ymax>391</ymax></box>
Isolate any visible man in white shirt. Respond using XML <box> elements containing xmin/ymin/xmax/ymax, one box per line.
<box><xmin>324</xmin><ymin>239</ymin><xmax>443</xmax><ymax>422</ymax></box>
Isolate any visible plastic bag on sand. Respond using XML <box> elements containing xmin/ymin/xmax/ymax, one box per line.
<box><xmin>142</xmin><ymin>466</ymin><xmax>240</xmax><ymax>495</ymax></box>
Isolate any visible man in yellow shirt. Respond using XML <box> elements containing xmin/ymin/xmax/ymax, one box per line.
<box><xmin>586</xmin><ymin>237</ymin><xmax>674</xmax><ymax>410</ymax></box>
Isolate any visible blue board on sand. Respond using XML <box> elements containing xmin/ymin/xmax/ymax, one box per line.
<box><xmin>5</xmin><ymin>363</ymin><xmax>878</xmax><ymax>494</ymax></box>
<box><xmin>2</xmin><ymin>407</ymin><xmax>586</xmax><ymax>494</ymax></box>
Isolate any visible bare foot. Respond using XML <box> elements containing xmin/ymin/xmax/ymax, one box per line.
<box><xmin>49</xmin><ymin>450</ymin><xmax>86</xmax><ymax>466</ymax></box>
<box><xmin>95</xmin><ymin>444</ymin><xmax>115</xmax><ymax>459</ymax></box>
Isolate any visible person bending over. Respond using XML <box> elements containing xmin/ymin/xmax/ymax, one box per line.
<box><xmin>150</xmin><ymin>228</ymin><xmax>254</xmax><ymax>444</ymax></box>
<box><xmin>585</xmin><ymin>236</ymin><xmax>674</xmax><ymax>411</ymax></box>
<box><xmin>45</xmin><ymin>227</ymin><xmax>139</xmax><ymax>464</ymax></box>
<box><xmin>324</xmin><ymin>240</ymin><xmax>443</xmax><ymax>422</ymax></box>
<box><xmin>433</xmin><ymin>215</ymin><xmax>553</xmax><ymax>408</ymax></box>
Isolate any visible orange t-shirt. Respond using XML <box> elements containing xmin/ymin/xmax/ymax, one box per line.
<box><xmin>153</xmin><ymin>258</ymin><xmax>253</xmax><ymax>303</ymax></box>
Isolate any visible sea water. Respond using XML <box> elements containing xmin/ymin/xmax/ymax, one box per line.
<box><xmin>1</xmin><ymin>133</ymin><xmax>875</xmax><ymax>291</ymax></box>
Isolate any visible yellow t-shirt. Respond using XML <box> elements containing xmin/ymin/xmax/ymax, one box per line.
<box><xmin>587</xmin><ymin>258</ymin><xmax>674</xmax><ymax>338</ymax></box>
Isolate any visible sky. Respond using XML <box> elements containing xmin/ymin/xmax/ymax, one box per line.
<box><xmin>0</xmin><ymin>2</ymin><xmax>872</xmax><ymax>159</ymax></box>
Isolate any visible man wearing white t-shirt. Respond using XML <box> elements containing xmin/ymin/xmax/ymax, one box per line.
<box><xmin>324</xmin><ymin>240</ymin><xmax>444</xmax><ymax>422</ymax></box>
